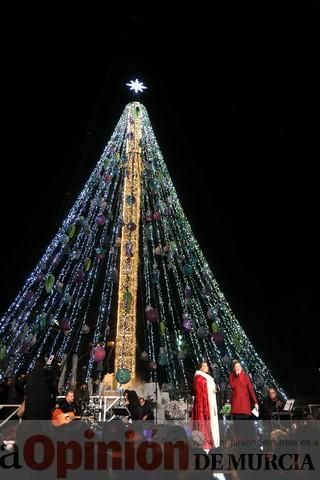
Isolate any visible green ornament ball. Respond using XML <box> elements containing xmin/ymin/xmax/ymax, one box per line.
<box><xmin>115</xmin><ymin>368</ymin><xmax>131</xmax><ymax>385</ymax></box>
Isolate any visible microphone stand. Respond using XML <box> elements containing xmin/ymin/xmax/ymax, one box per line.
<box><xmin>276</xmin><ymin>398</ymin><xmax>280</xmax><ymax>423</ymax></box>
<box><xmin>155</xmin><ymin>369</ymin><xmax>158</xmax><ymax>424</ymax></box>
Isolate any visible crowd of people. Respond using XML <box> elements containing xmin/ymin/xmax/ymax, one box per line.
<box><xmin>0</xmin><ymin>372</ymin><xmax>26</xmax><ymax>408</ymax></box>
<box><xmin>0</xmin><ymin>357</ymin><xmax>296</xmax><ymax>425</ymax></box>
<box><xmin>0</xmin><ymin>357</ymin><xmax>156</xmax><ymax>425</ymax></box>
<box><xmin>0</xmin><ymin>358</ymin><xmax>91</xmax><ymax>422</ymax></box>
<box><xmin>123</xmin><ymin>389</ymin><xmax>154</xmax><ymax>420</ymax></box>
<box><xmin>0</xmin><ymin>357</ymin><xmax>315</xmax><ymax>448</ymax></box>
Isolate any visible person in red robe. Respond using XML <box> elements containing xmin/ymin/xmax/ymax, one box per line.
<box><xmin>228</xmin><ymin>360</ymin><xmax>258</xmax><ymax>419</ymax></box>
<box><xmin>192</xmin><ymin>361</ymin><xmax>220</xmax><ymax>452</ymax></box>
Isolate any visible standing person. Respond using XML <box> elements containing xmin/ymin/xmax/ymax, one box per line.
<box><xmin>229</xmin><ymin>360</ymin><xmax>258</xmax><ymax>419</ymax></box>
<box><xmin>192</xmin><ymin>361</ymin><xmax>220</xmax><ymax>452</ymax></box>
<box><xmin>75</xmin><ymin>382</ymin><xmax>90</xmax><ymax>414</ymax></box>
<box><xmin>1</xmin><ymin>376</ymin><xmax>21</xmax><ymax>420</ymax></box>
<box><xmin>24</xmin><ymin>357</ymin><xmax>56</xmax><ymax>420</ymax></box>
<box><xmin>5</xmin><ymin>376</ymin><xmax>19</xmax><ymax>405</ymax></box>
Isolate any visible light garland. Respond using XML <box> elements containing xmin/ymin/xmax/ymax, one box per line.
<box><xmin>114</xmin><ymin>102</ymin><xmax>142</xmax><ymax>382</ymax></box>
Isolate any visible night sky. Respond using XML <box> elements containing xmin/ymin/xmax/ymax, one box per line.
<box><xmin>2</xmin><ymin>10</ymin><xmax>319</xmax><ymax>400</ymax></box>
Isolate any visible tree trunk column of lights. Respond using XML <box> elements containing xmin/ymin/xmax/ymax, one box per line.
<box><xmin>114</xmin><ymin>102</ymin><xmax>142</xmax><ymax>383</ymax></box>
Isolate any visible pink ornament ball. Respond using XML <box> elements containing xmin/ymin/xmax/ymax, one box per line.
<box><xmin>92</xmin><ymin>346</ymin><xmax>106</xmax><ymax>362</ymax></box>
<box><xmin>36</xmin><ymin>273</ymin><xmax>45</xmax><ymax>283</ymax></box>
<box><xmin>75</xmin><ymin>270</ymin><xmax>86</xmax><ymax>283</ymax></box>
<box><xmin>212</xmin><ymin>332</ymin><xmax>224</xmax><ymax>345</ymax></box>
<box><xmin>60</xmin><ymin>317</ymin><xmax>70</xmax><ymax>331</ymax></box>
<box><xmin>146</xmin><ymin>308</ymin><xmax>159</xmax><ymax>323</ymax></box>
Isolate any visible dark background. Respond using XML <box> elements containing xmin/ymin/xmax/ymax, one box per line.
<box><xmin>2</xmin><ymin>9</ymin><xmax>319</xmax><ymax>400</ymax></box>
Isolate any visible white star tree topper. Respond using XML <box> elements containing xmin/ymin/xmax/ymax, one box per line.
<box><xmin>126</xmin><ymin>79</ymin><xmax>147</xmax><ymax>93</ymax></box>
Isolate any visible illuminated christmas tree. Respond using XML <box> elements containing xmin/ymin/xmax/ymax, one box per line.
<box><xmin>0</xmin><ymin>89</ymin><xmax>284</xmax><ymax>398</ymax></box>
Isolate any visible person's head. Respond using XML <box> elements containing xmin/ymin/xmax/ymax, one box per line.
<box><xmin>139</xmin><ymin>397</ymin><xmax>145</xmax><ymax>406</ymax></box>
<box><xmin>124</xmin><ymin>389</ymin><xmax>130</xmax><ymax>400</ymax></box>
<box><xmin>233</xmin><ymin>360</ymin><xmax>242</xmax><ymax>375</ymax></box>
<box><xmin>35</xmin><ymin>357</ymin><xmax>46</xmax><ymax>368</ymax></box>
<box><xmin>197</xmin><ymin>361</ymin><xmax>209</xmax><ymax>373</ymax></box>
<box><xmin>65</xmin><ymin>390</ymin><xmax>74</xmax><ymax>403</ymax></box>
<box><xmin>126</xmin><ymin>390</ymin><xmax>140</xmax><ymax>408</ymax></box>
<box><xmin>80</xmin><ymin>382</ymin><xmax>88</xmax><ymax>390</ymax></box>
<box><xmin>165</xmin><ymin>425</ymin><xmax>188</xmax><ymax>443</ymax></box>
<box><xmin>268</xmin><ymin>388</ymin><xmax>277</xmax><ymax>400</ymax></box>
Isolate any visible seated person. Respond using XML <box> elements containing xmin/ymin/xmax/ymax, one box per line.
<box><xmin>58</xmin><ymin>390</ymin><xmax>80</xmax><ymax>417</ymax></box>
<box><xmin>139</xmin><ymin>397</ymin><xmax>154</xmax><ymax>421</ymax></box>
<box><xmin>124</xmin><ymin>389</ymin><xmax>143</xmax><ymax>420</ymax></box>
<box><xmin>260</xmin><ymin>387</ymin><xmax>284</xmax><ymax>419</ymax></box>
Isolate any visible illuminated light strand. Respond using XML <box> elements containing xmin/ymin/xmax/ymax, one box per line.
<box><xmin>140</xmin><ymin>198</ymin><xmax>156</xmax><ymax>382</ymax></box>
<box><xmin>142</xmin><ymin>140</ymin><xmax>180</xmax><ymax>385</ymax></box>
<box><xmin>142</xmin><ymin>195</ymin><xmax>161</xmax><ymax>322</ymax></box>
<box><xmin>144</xmin><ymin>182</ymin><xmax>181</xmax><ymax>386</ymax></box>
<box><xmin>114</xmin><ymin>103</ymin><xmax>142</xmax><ymax>382</ymax></box>
<box><xmin>141</xmin><ymin>173</ymin><xmax>180</xmax><ymax>385</ymax></box>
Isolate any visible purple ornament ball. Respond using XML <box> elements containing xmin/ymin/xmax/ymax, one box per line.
<box><xmin>146</xmin><ymin>308</ymin><xmax>159</xmax><ymax>323</ymax></box>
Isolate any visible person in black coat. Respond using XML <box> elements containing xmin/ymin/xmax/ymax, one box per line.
<box><xmin>139</xmin><ymin>396</ymin><xmax>154</xmax><ymax>421</ymax></box>
<box><xmin>0</xmin><ymin>376</ymin><xmax>21</xmax><ymax>420</ymax></box>
<box><xmin>24</xmin><ymin>357</ymin><xmax>57</xmax><ymax>420</ymax></box>
<box><xmin>75</xmin><ymin>382</ymin><xmax>90</xmax><ymax>414</ymax></box>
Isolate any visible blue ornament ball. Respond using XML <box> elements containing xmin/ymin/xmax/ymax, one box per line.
<box><xmin>115</xmin><ymin>368</ymin><xmax>131</xmax><ymax>385</ymax></box>
<box><xmin>183</xmin><ymin>264</ymin><xmax>193</xmax><ymax>276</ymax></box>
